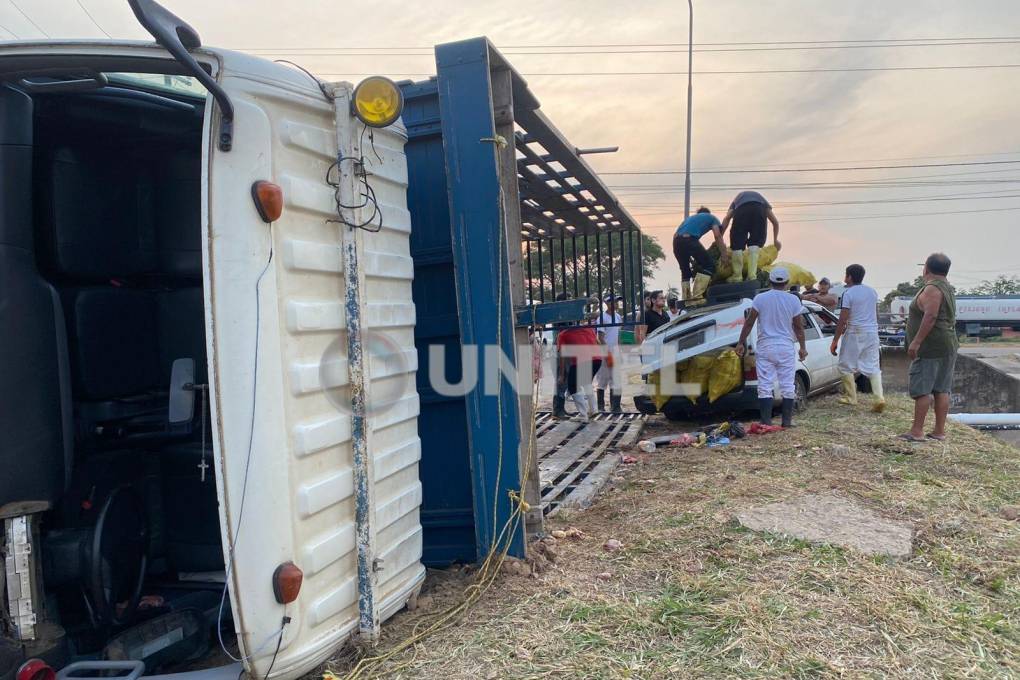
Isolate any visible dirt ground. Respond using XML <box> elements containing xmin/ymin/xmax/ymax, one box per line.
<box><xmin>326</xmin><ymin>395</ymin><xmax>1020</xmax><ymax>679</ymax></box>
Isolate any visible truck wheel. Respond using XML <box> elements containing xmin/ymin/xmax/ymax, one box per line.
<box><xmin>794</xmin><ymin>373</ymin><xmax>809</xmax><ymax>412</ymax></box>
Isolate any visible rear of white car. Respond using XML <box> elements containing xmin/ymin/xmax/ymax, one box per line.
<box><xmin>635</xmin><ymin>298</ymin><xmax>841</xmax><ymax>419</ymax></box>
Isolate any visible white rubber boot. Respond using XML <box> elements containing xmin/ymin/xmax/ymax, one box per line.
<box><xmin>727</xmin><ymin>250</ymin><xmax>745</xmax><ymax>282</ymax></box>
<box><xmin>747</xmin><ymin>246</ymin><xmax>761</xmax><ymax>281</ymax></box>
<box><xmin>571</xmin><ymin>393</ymin><xmax>590</xmax><ymax>422</ymax></box>
<box><xmin>838</xmin><ymin>373</ymin><xmax>858</xmax><ymax>405</ymax></box>
<box><xmin>869</xmin><ymin>372</ymin><xmax>886</xmax><ymax>413</ymax></box>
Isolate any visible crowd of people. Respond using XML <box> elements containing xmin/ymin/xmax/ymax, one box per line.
<box><xmin>545</xmin><ymin>187</ymin><xmax>960</xmax><ymax>439</ymax></box>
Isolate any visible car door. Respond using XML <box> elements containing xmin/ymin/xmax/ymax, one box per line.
<box><xmin>797</xmin><ymin>310</ymin><xmax>836</xmax><ymax>389</ymax></box>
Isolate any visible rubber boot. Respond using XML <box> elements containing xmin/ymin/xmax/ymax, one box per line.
<box><xmin>869</xmin><ymin>372</ymin><xmax>886</xmax><ymax>413</ymax></box>
<box><xmin>681</xmin><ymin>280</ymin><xmax>693</xmax><ymax>302</ymax></box>
<box><xmin>571</xmin><ymin>393</ymin><xmax>590</xmax><ymax>422</ymax></box>
<box><xmin>552</xmin><ymin>395</ymin><xmax>567</xmax><ymax>418</ymax></box>
<box><xmin>758</xmin><ymin>398</ymin><xmax>773</xmax><ymax>425</ymax></box>
<box><xmin>838</xmin><ymin>373</ymin><xmax>858</xmax><ymax>405</ymax></box>
<box><xmin>781</xmin><ymin>398</ymin><xmax>795</xmax><ymax>428</ymax></box>
<box><xmin>692</xmin><ymin>273</ymin><xmax>712</xmax><ymax>302</ymax></box>
<box><xmin>596</xmin><ymin>388</ymin><xmax>606</xmax><ymax>413</ymax></box>
<box><xmin>728</xmin><ymin>250</ymin><xmax>745</xmax><ymax>282</ymax></box>
<box><xmin>747</xmin><ymin>246</ymin><xmax>761</xmax><ymax>281</ymax></box>
<box><xmin>610</xmin><ymin>393</ymin><xmax>623</xmax><ymax>414</ymax></box>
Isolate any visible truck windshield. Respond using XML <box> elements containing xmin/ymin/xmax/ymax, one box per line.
<box><xmin>106</xmin><ymin>72</ymin><xmax>207</xmax><ymax>99</ymax></box>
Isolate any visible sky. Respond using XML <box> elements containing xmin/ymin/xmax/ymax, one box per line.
<box><xmin>13</xmin><ymin>0</ymin><xmax>1020</xmax><ymax>297</ymax></box>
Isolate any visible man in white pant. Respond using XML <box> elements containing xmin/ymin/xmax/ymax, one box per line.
<box><xmin>594</xmin><ymin>294</ymin><xmax>623</xmax><ymax>413</ymax></box>
<box><xmin>735</xmin><ymin>267</ymin><xmax>808</xmax><ymax>427</ymax></box>
<box><xmin>830</xmin><ymin>263</ymin><xmax>885</xmax><ymax>412</ymax></box>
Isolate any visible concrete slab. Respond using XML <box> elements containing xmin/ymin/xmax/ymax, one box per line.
<box><xmin>736</xmin><ymin>492</ymin><xmax>914</xmax><ymax>558</ymax></box>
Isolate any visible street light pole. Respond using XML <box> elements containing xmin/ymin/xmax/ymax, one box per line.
<box><xmin>683</xmin><ymin>0</ymin><xmax>694</xmax><ymax>219</ymax></box>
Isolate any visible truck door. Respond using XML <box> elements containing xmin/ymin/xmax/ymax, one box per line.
<box><xmin>203</xmin><ymin>56</ymin><xmax>424</xmax><ymax>678</ymax></box>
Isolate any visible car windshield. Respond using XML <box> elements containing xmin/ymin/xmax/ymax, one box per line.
<box><xmin>106</xmin><ymin>72</ymin><xmax>207</xmax><ymax>99</ymax></box>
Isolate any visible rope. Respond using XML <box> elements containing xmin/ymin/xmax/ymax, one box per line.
<box><xmin>335</xmin><ymin>187</ymin><xmax>540</xmax><ymax>680</ymax></box>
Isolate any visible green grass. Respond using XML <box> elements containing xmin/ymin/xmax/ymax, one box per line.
<box><xmin>326</xmin><ymin>396</ymin><xmax>1020</xmax><ymax>680</ymax></box>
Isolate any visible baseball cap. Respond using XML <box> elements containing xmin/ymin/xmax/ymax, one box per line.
<box><xmin>769</xmin><ymin>267</ymin><xmax>790</xmax><ymax>283</ymax></box>
<box><xmin>819</xmin><ymin>277</ymin><xmax>830</xmax><ymax>285</ymax></box>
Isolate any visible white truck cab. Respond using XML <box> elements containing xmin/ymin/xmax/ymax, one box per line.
<box><xmin>0</xmin><ymin>2</ymin><xmax>422</xmax><ymax>679</ymax></box>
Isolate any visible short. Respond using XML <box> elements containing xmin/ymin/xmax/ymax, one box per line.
<box><xmin>837</xmin><ymin>330</ymin><xmax>881</xmax><ymax>376</ymax></box>
<box><xmin>729</xmin><ymin>202</ymin><xmax>768</xmax><ymax>251</ymax></box>
<box><xmin>908</xmin><ymin>354</ymin><xmax>957</xmax><ymax>398</ymax></box>
<box><xmin>673</xmin><ymin>233</ymin><xmax>716</xmax><ymax>281</ymax></box>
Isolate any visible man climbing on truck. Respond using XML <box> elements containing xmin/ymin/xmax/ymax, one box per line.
<box><xmin>830</xmin><ymin>264</ymin><xmax>885</xmax><ymax>412</ymax></box>
<box><xmin>720</xmin><ymin>190</ymin><xmax>781</xmax><ymax>283</ymax></box>
<box><xmin>734</xmin><ymin>267</ymin><xmax>808</xmax><ymax>427</ymax></box>
<box><xmin>673</xmin><ymin>206</ymin><xmax>727</xmax><ymax>303</ymax></box>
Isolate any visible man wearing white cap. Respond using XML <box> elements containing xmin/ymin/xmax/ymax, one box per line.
<box><xmin>594</xmin><ymin>294</ymin><xmax>623</xmax><ymax>413</ymax></box>
<box><xmin>734</xmin><ymin>267</ymin><xmax>808</xmax><ymax>427</ymax></box>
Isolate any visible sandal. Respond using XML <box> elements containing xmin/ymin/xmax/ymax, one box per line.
<box><xmin>896</xmin><ymin>433</ymin><xmax>927</xmax><ymax>443</ymax></box>
<box><xmin>926</xmin><ymin>433</ymin><xmax>946</xmax><ymax>441</ymax></box>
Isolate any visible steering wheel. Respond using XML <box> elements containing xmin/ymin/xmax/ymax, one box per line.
<box><xmin>88</xmin><ymin>487</ymin><xmax>148</xmax><ymax>628</ymax></box>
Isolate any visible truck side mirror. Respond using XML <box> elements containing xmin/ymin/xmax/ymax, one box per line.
<box><xmin>168</xmin><ymin>358</ymin><xmax>196</xmax><ymax>425</ymax></box>
<box><xmin>127</xmin><ymin>0</ymin><xmax>234</xmax><ymax>151</ymax></box>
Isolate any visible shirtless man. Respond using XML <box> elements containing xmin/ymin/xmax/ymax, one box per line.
<box><xmin>802</xmin><ymin>277</ymin><xmax>837</xmax><ymax>311</ymax></box>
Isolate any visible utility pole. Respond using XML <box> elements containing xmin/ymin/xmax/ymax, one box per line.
<box><xmin>683</xmin><ymin>0</ymin><xmax>694</xmax><ymax>219</ymax></box>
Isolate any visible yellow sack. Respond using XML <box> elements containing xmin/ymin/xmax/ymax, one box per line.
<box><xmin>680</xmin><ymin>354</ymin><xmax>715</xmax><ymax>404</ymax></box>
<box><xmin>648</xmin><ymin>359</ymin><xmax>690</xmax><ymax>410</ymax></box>
<box><xmin>708</xmin><ymin>349</ymin><xmax>742</xmax><ymax>403</ymax></box>
<box><xmin>763</xmin><ymin>261</ymin><xmax>816</xmax><ymax>289</ymax></box>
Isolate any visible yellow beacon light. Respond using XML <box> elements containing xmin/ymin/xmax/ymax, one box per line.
<box><xmin>352</xmin><ymin>76</ymin><xmax>404</xmax><ymax>128</ymax></box>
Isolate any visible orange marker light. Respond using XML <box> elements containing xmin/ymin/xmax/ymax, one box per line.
<box><xmin>272</xmin><ymin>562</ymin><xmax>303</xmax><ymax>604</ymax></box>
<box><xmin>251</xmin><ymin>181</ymin><xmax>284</xmax><ymax>223</ymax></box>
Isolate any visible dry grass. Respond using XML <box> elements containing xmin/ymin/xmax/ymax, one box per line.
<box><xmin>326</xmin><ymin>395</ymin><xmax>1020</xmax><ymax>679</ymax></box>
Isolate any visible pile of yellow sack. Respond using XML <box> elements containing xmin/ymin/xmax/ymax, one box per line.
<box><xmin>703</xmin><ymin>245</ymin><xmax>816</xmax><ymax>289</ymax></box>
<box><xmin>648</xmin><ymin>348</ymin><xmax>743</xmax><ymax>409</ymax></box>
<box><xmin>711</xmin><ymin>244</ymin><xmax>779</xmax><ymax>283</ymax></box>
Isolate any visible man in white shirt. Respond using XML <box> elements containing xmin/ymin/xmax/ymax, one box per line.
<box><xmin>594</xmin><ymin>295</ymin><xmax>623</xmax><ymax>413</ymax></box>
<box><xmin>735</xmin><ymin>268</ymin><xmax>808</xmax><ymax>427</ymax></box>
<box><xmin>830</xmin><ymin>264</ymin><xmax>885</xmax><ymax>412</ymax></box>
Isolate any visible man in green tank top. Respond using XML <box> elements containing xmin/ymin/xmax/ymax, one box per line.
<box><xmin>901</xmin><ymin>253</ymin><xmax>958</xmax><ymax>442</ymax></box>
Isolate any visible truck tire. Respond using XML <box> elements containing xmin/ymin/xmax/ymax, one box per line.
<box><xmin>706</xmin><ymin>281</ymin><xmax>761</xmax><ymax>305</ymax></box>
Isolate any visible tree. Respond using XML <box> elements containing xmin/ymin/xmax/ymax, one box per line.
<box><xmin>524</xmin><ymin>232</ymin><xmax>665</xmax><ymax>306</ymax></box>
<box><xmin>881</xmin><ymin>276</ymin><xmax>957</xmax><ymax>310</ymax></box>
<box><xmin>960</xmin><ymin>275</ymin><xmax>1020</xmax><ymax>296</ymax></box>
<box><xmin>881</xmin><ymin>276</ymin><xmax>926</xmax><ymax>311</ymax></box>
<box><xmin>665</xmin><ymin>285</ymin><xmax>680</xmax><ymax>301</ymax></box>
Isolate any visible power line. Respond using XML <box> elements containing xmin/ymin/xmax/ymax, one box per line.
<box><xmin>0</xmin><ymin>21</ymin><xmax>19</xmax><ymax>38</ymax></box>
<box><xmin>244</xmin><ymin>39</ymin><xmax>1020</xmax><ymax>57</ymax></box>
<box><xmin>9</xmin><ymin>0</ymin><xmax>48</xmax><ymax>37</ymax></box>
<box><xmin>600</xmin><ymin>159</ymin><xmax>1020</xmax><ymax>175</ymax></box>
<box><xmin>234</xmin><ymin>35</ymin><xmax>1020</xmax><ymax>51</ymax></box>
<box><xmin>75</xmin><ymin>0</ymin><xmax>112</xmax><ymax>39</ymax></box>
<box><xmin>314</xmin><ymin>63</ymin><xmax>1020</xmax><ymax>78</ymax></box>
<box><xmin>636</xmin><ymin>204</ymin><xmax>1020</xmax><ymax>228</ymax></box>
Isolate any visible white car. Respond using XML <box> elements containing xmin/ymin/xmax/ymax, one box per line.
<box><xmin>635</xmin><ymin>298</ymin><xmax>842</xmax><ymax>420</ymax></box>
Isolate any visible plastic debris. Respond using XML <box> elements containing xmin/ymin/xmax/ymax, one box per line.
<box><xmin>621</xmin><ymin>455</ymin><xmax>638</xmax><ymax>464</ymax></box>
<box><xmin>603</xmin><ymin>539</ymin><xmax>623</xmax><ymax>552</ymax></box>
<box><xmin>637</xmin><ymin>440</ymin><xmax>656</xmax><ymax>453</ymax></box>
<box><xmin>748</xmin><ymin>422</ymin><xmax>784</xmax><ymax>435</ymax></box>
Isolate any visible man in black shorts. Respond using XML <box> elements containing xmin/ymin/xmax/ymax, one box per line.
<box><xmin>720</xmin><ymin>190</ymin><xmax>781</xmax><ymax>283</ymax></box>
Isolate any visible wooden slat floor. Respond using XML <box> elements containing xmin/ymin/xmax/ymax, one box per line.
<box><xmin>534</xmin><ymin>411</ymin><xmax>646</xmax><ymax>517</ymax></box>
